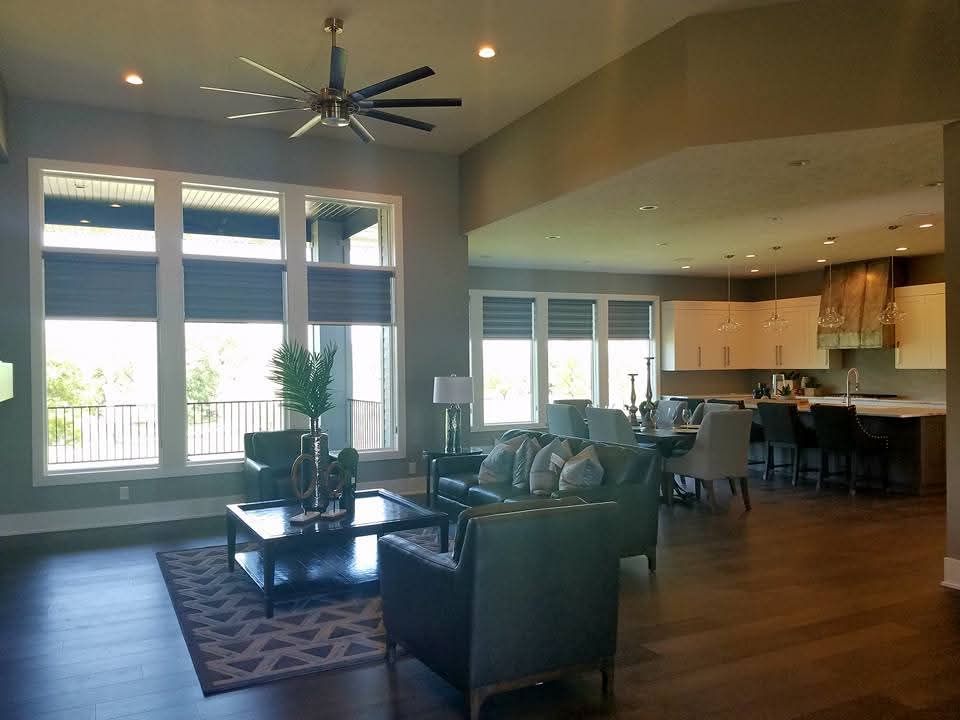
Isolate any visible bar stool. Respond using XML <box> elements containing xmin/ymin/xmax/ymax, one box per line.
<box><xmin>756</xmin><ymin>401</ymin><xmax>818</xmax><ymax>486</ymax></box>
<box><xmin>810</xmin><ymin>404</ymin><xmax>889</xmax><ymax>495</ymax></box>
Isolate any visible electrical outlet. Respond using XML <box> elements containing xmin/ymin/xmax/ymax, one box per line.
<box><xmin>118</xmin><ymin>485</ymin><xmax>130</xmax><ymax>501</ymax></box>
<box><xmin>407</xmin><ymin>461</ymin><xmax>417</xmax><ymax>476</ymax></box>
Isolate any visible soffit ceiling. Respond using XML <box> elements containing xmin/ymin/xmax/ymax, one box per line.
<box><xmin>1</xmin><ymin>0</ymin><xmax>789</xmax><ymax>154</ymax></box>
<box><xmin>469</xmin><ymin>123</ymin><xmax>945</xmax><ymax>277</ymax></box>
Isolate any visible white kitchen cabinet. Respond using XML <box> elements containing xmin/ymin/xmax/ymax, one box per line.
<box><xmin>895</xmin><ymin>284</ymin><xmax>946</xmax><ymax>369</ymax></box>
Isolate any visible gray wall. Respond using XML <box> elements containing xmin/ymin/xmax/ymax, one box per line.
<box><xmin>0</xmin><ymin>97</ymin><xmax>466</xmax><ymax>517</ymax></box>
<box><xmin>944</xmin><ymin>122</ymin><xmax>959</xmax><ymax>561</ymax></box>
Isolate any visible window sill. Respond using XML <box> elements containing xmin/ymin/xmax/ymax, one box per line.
<box><xmin>471</xmin><ymin>423</ymin><xmax>547</xmax><ymax>435</ymax></box>
<box><xmin>37</xmin><ymin>460</ymin><xmax>244</xmax><ymax>487</ymax></box>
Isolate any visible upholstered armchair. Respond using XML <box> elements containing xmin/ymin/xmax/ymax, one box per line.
<box><xmin>242</xmin><ymin>429</ymin><xmax>308</xmax><ymax>501</ymax></box>
<box><xmin>378</xmin><ymin>501</ymin><xmax>620</xmax><ymax>719</ymax></box>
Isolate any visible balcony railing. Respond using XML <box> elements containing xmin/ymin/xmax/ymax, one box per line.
<box><xmin>48</xmin><ymin>397</ymin><xmax>387</xmax><ymax>467</ymax></box>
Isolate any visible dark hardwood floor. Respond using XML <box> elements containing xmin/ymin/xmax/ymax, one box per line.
<box><xmin>2</xmin><ymin>477</ymin><xmax>960</xmax><ymax>719</ymax></box>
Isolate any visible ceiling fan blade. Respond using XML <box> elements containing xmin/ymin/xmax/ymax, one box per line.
<box><xmin>289</xmin><ymin>114</ymin><xmax>325</xmax><ymax>139</ymax></box>
<box><xmin>360</xmin><ymin>109</ymin><xmax>434</xmax><ymax>132</ymax></box>
<box><xmin>330</xmin><ymin>46</ymin><xmax>347</xmax><ymax>91</ymax></box>
<box><xmin>357</xmin><ymin>98</ymin><xmax>462</xmax><ymax>108</ymax></box>
<box><xmin>237</xmin><ymin>56</ymin><xmax>317</xmax><ymax>95</ymax></box>
<box><xmin>201</xmin><ymin>85</ymin><xmax>303</xmax><ymax>101</ymax></box>
<box><xmin>227</xmin><ymin>107</ymin><xmax>309</xmax><ymax>119</ymax></box>
<box><xmin>349</xmin><ymin>116</ymin><xmax>375</xmax><ymax>143</ymax></box>
<box><xmin>350</xmin><ymin>66</ymin><xmax>435</xmax><ymax>100</ymax></box>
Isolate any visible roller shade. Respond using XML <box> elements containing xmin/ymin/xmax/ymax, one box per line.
<box><xmin>608</xmin><ymin>300</ymin><xmax>652</xmax><ymax>339</ymax></box>
<box><xmin>44</xmin><ymin>251</ymin><xmax>157</xmax><ymax>318</ymax></box>
<box><xmin>184</xmin><ymin>259</ymin><xmax>284</xmax><ymax>321</ymax></box>
<box><xmin>307</xmin><ymin>266</ymin><xmax>393</xmax><ymax>324</ymax></box>
<box><xmin>482</xmin><ymin>296</ymin><xmax>534</xmax><ymax>339</ymax></box>
<box><xmin>548</xmin><ymin>299</ymin><xmax>595</xmax><ymax>339</ymax></box>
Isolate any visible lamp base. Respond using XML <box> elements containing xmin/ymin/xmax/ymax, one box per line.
<box><xmin>444</xmin><ymin>404</ymin><xmax>462</xmax><ymax>454</ymax></box>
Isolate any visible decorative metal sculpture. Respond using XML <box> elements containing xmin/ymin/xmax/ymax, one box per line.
<box><xmin>638</xmin><ymin>356</ymin><xmax>658</xmax><ymax>430</ymax></box>
<box><xmin>290</xmin><ymin>447</ymin><xmax>345</xmax><ymax>524</ymax></box>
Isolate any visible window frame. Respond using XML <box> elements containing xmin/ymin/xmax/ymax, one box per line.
<box><xmin>29</xmin><ymin>158</ymin><xmax>405</xmax><ymax>486</ymax></box>
<box><xmin>469</xmin><ymin>290</ymin><xmax>660</xmax><ymax>433</ymax></box>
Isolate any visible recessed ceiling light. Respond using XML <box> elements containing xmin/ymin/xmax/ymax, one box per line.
<box><xmin>745</xmin><ymin>253</ymin><xmax>756</xmax><ymax>258</ymax></box>
<box><xmin>545</xmin><ymin>234</ymin><xmax>559</xmax><ymax>240</ymax></box>
<box><xmin>477</xmin><ymin>46</ymin><xmax>496</xmax><ymax>59</ymax></box>
<box><xmin>656</xmin><ymin>241</ymin><xmax>669</xmax><ymax>247</ymax></box>
<box><xmin>925</xmin><ymin>180</ymin><xmax>944</xmax><ymax>188</ymax></box>
<box><xmin>79</xmin><ymin>219</ymin><xmax>90</xmax><ymax>224</ymax></box>
<box><xmin>124</xmin><ymin>72</ymin><xmax>144</xmax><ymax>85</ymax></box>
<box><xmin>788</xmin><ymin>159</ymin><xmax>810</xmax><ymax>167</ymax></box>
<box><xmin>823</xmin><ymin>237</ymin><xmax>836</xmax><ymax>245</ymax></box>
<box><xmin>638</xmin><ymin>204</ymin><xmax>659</xmax><ymax>211</ymax></box>
<box><xmin>918</xmin><ymin>223</ymin><xmax>934</xmax><ymax>229</ymax></box>
<box><xmin>680</xmin><ymin>265</ymin><xmax>691</xmax><ymax>270</ymax></box>
<box><xmin>896</xmin><ymin>246</ymin><xmax>908</xmax><ymax>252</ymax></box>
<box><xmin>767</xmin><ymin>216</ymin><xmax>782</xmax><ymax>223</ymax></box>
<box><xmin>109</xmin><ymin>203</ymin><xmax>122</xmax><ymax>208</ymax></box>
<box><xmin>750</xmin><ymin>268</ymin><xmax>760</xmax><ymax>273</ymax></box>
<box><xmin>816</xmin><ymin>258</ymin><xmax>827</xmax><ymax>263</ymax></box>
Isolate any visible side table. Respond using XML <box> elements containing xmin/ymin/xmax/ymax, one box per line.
<box><xmin>422</xmin><ymin>447</ymin><xmax>488</xmax><ymax>506</ymax></box>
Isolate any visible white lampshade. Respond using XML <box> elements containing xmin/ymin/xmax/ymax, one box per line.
<box><xmin>0</xmin><ymin>362</ymin><xmax>12</xmax><ymax>403</ymax></box>
<box><xmin>433</xmin><ymin>375</ymin><xmax>473</xmax><ymax>404</ymax></box>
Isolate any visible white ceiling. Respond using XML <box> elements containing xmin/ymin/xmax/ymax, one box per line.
<box><xmin>469</xmin><ymin>123</ymin><xmax>946</xmax><ymax>276</ymax></box>
<box><xmin>0</xmin><ymin>0</ymin><xmax>789</xmax><ymax>154</ymax></box>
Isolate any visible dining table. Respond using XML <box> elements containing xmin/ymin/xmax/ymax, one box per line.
<box><xmin>632</xmin><ymin>424</ymin><xmax>700</xmax><ymax>505</ymax></box>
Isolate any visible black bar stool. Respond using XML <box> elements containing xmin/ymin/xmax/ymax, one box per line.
<box><xmin>756</xmin><ymin>401</ymin><xmax>818</xmax><ymax>486</ymax></box>
<box><xmin>810</xmin><ymin>404</ymin><xmax>889</xmax><ymax>495</ymax></box>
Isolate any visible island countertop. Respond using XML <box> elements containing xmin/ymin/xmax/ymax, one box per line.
<box><xmin>665</xmin><ymin>394</ymin><xmax>946</xmax><ymax>419</ymax></box>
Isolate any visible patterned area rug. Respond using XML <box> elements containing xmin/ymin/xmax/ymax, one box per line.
<box><xmin>157</xmin><ymin>529</ymin><xmax>441</xmax><ymax>694</ymax></box>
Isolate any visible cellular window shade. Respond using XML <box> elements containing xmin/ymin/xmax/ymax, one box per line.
<box><xmin>183</xmin><ymin>259</ymin><xmax>284</xmax><ymax>321</ymax></box>
<box><xmin>482</xmin><ymin>296</ymin><xmax>534</xmax><ymax>339</ymax></box>
<box><xmin>44</xmin><ymin>251</ymin><xmax>157</xmax><ymax>318</ymax></box>
<box><xmin>609</xmin><ymin>300</ymin><xmax>652</xmax><ymax>339</ymax></box>
<box><xmin>307</xmin><ymin>266</ymin><xmax>393</xmax><ymax>324</ymax></box>
<box><xmin>548</xmin><ymin>299</ymin><xmax>595</xmax><ymax>339</ymax></box>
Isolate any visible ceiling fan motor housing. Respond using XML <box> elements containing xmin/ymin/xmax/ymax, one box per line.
<box><xmin>311</xmin><ymin>92</ymin><xmax>354</xmax><ymax>127</ymax></box>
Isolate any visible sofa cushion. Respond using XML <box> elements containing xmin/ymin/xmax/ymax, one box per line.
<box><xmin>437</xmin><ymin>472</ymin><xmax>477</xmax><ymax>502</ymax></box>
<box><xmin>512</xmin><ymin>436</ymin><xmax>542</xmax><ymax>489</ymax></box>
<box><xmin>529</xmin><ymin>438</ymin><xmax>572</xmax><ymax>496</ymax></box>
<box><xmin>478</xmin><ymin>435</ymin><xmax>525</xmax><ymax>485</ymax></box>
<box><xmin>453</xmin><ymin>496</ymin><xmax>586</xmax><ymax>561</ymax></box>
<box><xmin>559</xmin><ymin>444</ymin><xmax>605</xmax><ymax>492</ymax></box>
<box><xmin>467</xmin><ymin>483</ymin><xmax>521</xmax><ymax>505</ymax></box>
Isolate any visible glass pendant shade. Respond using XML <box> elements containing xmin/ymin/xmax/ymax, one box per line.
<box><xmin>878</xmin><ymin>255</ymin><xmax>904</xmax><ymax>326</ymax></box>
<box><xmin>716</xmin><ymin>254</ymin><xmax>741</xmax><ymax>333</ymax></box>
<box><xmin>817</xmin><ymin>260</ymin><xmax>845</xmax><ymax>329</ymax></box>
<box><xmin>762</xmin><ymin>246</ymin><xmax>789</xmax><ymax>333</ymax></box>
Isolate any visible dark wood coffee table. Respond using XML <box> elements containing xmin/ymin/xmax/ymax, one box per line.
<box><xmin>226</xmin><ymin>489</ymin><xmax>449</xmax><ymax>617</ymax></box>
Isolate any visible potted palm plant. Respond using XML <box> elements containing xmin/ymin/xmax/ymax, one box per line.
<box><xmin>269</xmin><ymin>340</ymin><xmax>338</xmax><ymax>511</ymax></box>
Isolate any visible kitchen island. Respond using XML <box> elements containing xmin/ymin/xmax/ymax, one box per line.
<box><xmin>666</xmin><ymin>394</ymin><xmax>946</xmax><ymax>494</ymax></box>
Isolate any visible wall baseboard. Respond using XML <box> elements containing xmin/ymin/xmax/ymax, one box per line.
<box><xmin>0</xmin><ymin>477</ymin><xmax>423</xmax><ymax>537</ymax></box>
<box><xmin>942</xmin><ymin>557</ymin><xmax>960</xmax><ymax>591</ymax></box>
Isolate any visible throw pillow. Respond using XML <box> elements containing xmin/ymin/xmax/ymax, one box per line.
<box><xmin>529</xmin><ymin>438</ymin><xmax>573</xmax><ymax>496</ymax></box>
<box><xmin>559</xmin><ymin>444</ymin><xmax>605</xmax><ymax>491</ymax></box>
<box><xmin>477</xmin><ymin>435</ymin><xmax>525</xmax><ymax>485</ymax></box>
<box><xmin>512</xmin><ymin>436</ymin><xmax>542</xmax><ymax>489</ymax></box>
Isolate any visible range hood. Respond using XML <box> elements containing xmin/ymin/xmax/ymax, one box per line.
<box><xmin>817</xmin><ymin>259</ymin><xmax>895</xmax><ymax>350</ymax></box>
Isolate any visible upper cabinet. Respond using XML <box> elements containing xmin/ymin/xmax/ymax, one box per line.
<box><xmin>662</xmin><ymin>297</ymin><xmax>829</xmax><ymax>371</ymax></box>
<box><xmin>895</xmin><ymin>283</ymin><xmax>946</xmax><ymax>370</ymax></box>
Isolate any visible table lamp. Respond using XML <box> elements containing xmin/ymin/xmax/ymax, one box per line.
<box><xmin>0</xmin><ymin>362</ymin><xmax>12</xmax><ymax>403</ymax></box>
<box><xmin>433</xmin><ymin>375</ymin><xmax>473</xmax><ymax>453</ymax></box>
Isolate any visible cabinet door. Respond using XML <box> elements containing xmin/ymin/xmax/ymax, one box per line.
<box><xmin>699</xmin><ymin>310</ymin><xmax>729</xmax><ymax>369</ymax></box>
<box><xmin>777</xmin><ymin>308</ymin><xmax>811</xmax><ymax>369</ymax></box>
<box><xmin>894</xmin><ymin>295</ymin><xmax>929</xmax><ymax>369</ymax></box>
<box><xmin>670</xmin><ymin>308</ymin><xmax>705</xmax><ymax>370</ymax></box>
<box><xmin>723</xmin><ymin>309</ymin><xmax>753</xmax><ymax>369</ymax></box>
<box><xmin>928</xmin><ymin>292</ymin><xmax>946</xmax><ymax>369</ymax></box>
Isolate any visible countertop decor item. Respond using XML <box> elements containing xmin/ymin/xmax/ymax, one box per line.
<box><xmin>717</xmin><ymin>254</ymin><xmax>742</xmax><ymax>333</ymax></box>
<box><xmin>269</xmin><ymin>340</ymin><xmax>338</xmax><ymax>514</ymax></box>
<box><xmin>434</xmin><ymin>374</ymin><xmax>473</xmax><ymax>453</ymax></box>
<box><xmin>625</xmin><ymin>372</ymin><xmax>640</xmax><ymax>425</ymax></box>
<box><xmin>0</xmin><ymin>362</ymin><xmax>12</xmax><ymax>403</ymax></box>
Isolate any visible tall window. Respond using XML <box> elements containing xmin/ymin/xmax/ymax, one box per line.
<box><xmin>607</xmin><ymin>300</ymin><xmax>655</xmax><ymax>409</ymax></box>
<box><xmin>547</xmin><ymin>299</ymin><xmax>596</xmax><ymax>403</ymax></box>
<box><xmin>41</xmin><ymin>172</ymin><xmax>159</xmax><ymax>468</ymax></box>
<box><xmin>481</xmin><ymin>296</ymin><xmax>535</xmax><ymax>425</ymax></box>
<box><xmin>32</xmin><ymin>162</ymin><xmax>404</xmax><ymax>481</ymax></box>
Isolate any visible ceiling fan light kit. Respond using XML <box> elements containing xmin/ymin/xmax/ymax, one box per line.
<box><xmin>202</xmin><ymin>17</ymin><xmax>462</xmax><ymax>143</ymax></box>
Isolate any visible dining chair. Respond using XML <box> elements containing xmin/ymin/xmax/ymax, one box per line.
<box><xmin>756</xmin><ymin>401</ymin><xmax>818</xmax><ymax>487</ymax></box>
<box><xmin>664</xmin><ymin>409</ymin><xmax>754</xmax><ymax>510</ymax></box>
<box><xmin>585</xmin><ymin>407</ymin><xmax>637</xmax><ymax>445</ymax></box>
<box><xmin>810</xmin><ymin>403</ymin><xmax>889</xmax><ymax>495</ymax></box>
<box><xmin>690</xmin><ymin>401</ymin><xmax>739</xmax><ymax>425</ymax></box>
<box><xmin>547</xmin><ymin>403</ymin><xmax>589</xmax><ymax>439</ymax></box>
<box><xmin>554</xmin><ymin>398</ymin><xmax>593</xmax><ymax>416</ymax></box>
<box><xmin>655</xmin><ymin>399</ymin><xmax>685</xmax><ymax>428</ymax></box>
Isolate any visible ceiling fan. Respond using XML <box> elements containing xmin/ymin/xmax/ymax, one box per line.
<box><xmin>201</xmin><ymin>17</ymin><xmax>462</xmax><ymax>143</ymax></box>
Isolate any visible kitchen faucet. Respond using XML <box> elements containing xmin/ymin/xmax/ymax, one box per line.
<box><xmin>845</xmin><ymin>367</ymin><xmax>860</xmax><ymax>406</ymax></box>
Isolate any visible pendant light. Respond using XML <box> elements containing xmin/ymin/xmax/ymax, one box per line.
<box><xmin>762</xmin><ymin>245</ymin><xmax>790</xmax><ymax>333</ymax></box>
<box><xmin>878</xmin><ymin>254</ymin><xmax>905</xmax><ymax>325</ymax></box>
<box><xmin>817</xmin><ymin>257</ymin><xmax>845</xmax><ymax>329</ymax></box>
<box><xmin>717</xmin><ymin>253</ymin><xmax>742</xmax><ymax>333</ymax></box>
